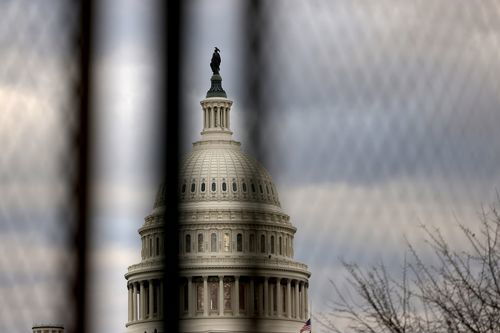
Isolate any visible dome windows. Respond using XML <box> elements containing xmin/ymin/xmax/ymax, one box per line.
<box><xmin>185</xmin><ymin>234</ymin><xmax>191</xmax><ymax>253</ymax></box>
<box><xmin>177</xmin><ymin>174</ymin><xmax>279</xmax><ymax>205</ymax></box>
<box><xmin>260</xmin><ymin>235</ymin><xmax>266</xmax><ymax>253</ymax></box>
<box><xmin>237</xmin><ymin>233</ymin><xmax>243</xmax><ymax>252</ymax></box>
<box><xmin>211</xmin><ymin>233</ymin><xmax>217</xmax><ymax>252</ymax></box>
<box><xmin>198</xmin><ymin>233</ymin><xmax>204</xmax><ymax>252</ymax></box>
<box><xmin>270</xmin><ymin>235</ymin><xmax>275</xmax><ymax>254</ymax></box>
<box><xmin>249</xmin><ymin>234</ymin><xmax>255</xmax><ymax>252</ymax></box>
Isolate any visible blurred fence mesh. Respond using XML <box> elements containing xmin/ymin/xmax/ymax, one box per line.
<box><xmin>2</xmin><ymin>0</ymin><xmax>500</xmax><ymax>332</ymax></box>
<box><xmin>0</xmin><ymin>1</ymin><xmax>87</xmax><ymax>332</ymax></box>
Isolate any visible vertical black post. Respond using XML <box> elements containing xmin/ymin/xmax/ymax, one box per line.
<box><xmin>74</xmin><ymin>0</ymin><xmax>93</xmax><ymax>332</ymax></box>
<box><xmin>164</xmin><ymin>0</ymin><xmax>182</xmax><ymax>332</ymax></box>
<box><xmin>242</xmin><ymin>1</ymin><xmax>266</xmax><ymax>331</ymax></box>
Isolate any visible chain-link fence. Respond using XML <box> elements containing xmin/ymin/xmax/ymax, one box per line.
<box><xmin>1</xmin><ymin>0</ymin><xmax>500</xmax><ymax>332</ymax></box>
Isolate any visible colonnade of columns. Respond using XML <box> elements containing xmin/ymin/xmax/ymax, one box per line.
<box><xmin>181</xmin><ymin>275</ymin><xmax>309</xmax><ymax>320</ymax></box>
<box><xmin>127</xmin><ymin>279</ymin><xmax>163</xmax><ymax>323</ymax></box>
<box><xmin>203</xmin><ymin>106</ymin><xmax>230</xmax><ymax>130</ymax></box>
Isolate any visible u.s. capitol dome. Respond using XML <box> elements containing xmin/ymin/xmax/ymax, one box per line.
<box><xmin>125</xmin><ymin>54</ymin><xmax>311</xmax><ymax>333</ymax></box>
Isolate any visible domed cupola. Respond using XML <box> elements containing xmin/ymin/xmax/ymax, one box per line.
<box><xmin>125</xmin><ymin>48</ymin><xmax>310</xmax><ymax>333</ymax></box>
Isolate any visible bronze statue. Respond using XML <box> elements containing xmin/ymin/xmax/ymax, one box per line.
<box><xmin>210</xmin><ymin>47</ymin><xmax>221</xmax><ymax>75</ymax></box>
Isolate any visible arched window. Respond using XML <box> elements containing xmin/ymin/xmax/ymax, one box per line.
<box><xmin>185</xmin><ymin>234</ymin><xmax>191</xmax><ymax>253</ymax></box>
<box><xmin>232</xmin><ymin>182</ymin><xmax>237</xmax><ymax>192</ymax></box>
<box><xmin>279</xmin><ymin>236</ymin><xmax>282</xmax><ymax>255</ymax></box>
<box><xmin>149</xmin><ymin>238</ymin><xmax>153</xmax><ymax>256</ymax></box>
<box><xmin>259</xmin><ymin>184</ymin><xmax>263</xmax><ymax>194</ymax></box>
<box><xmin>211</xmin><ymin>233</ymin><xmax>217</xmax><ymax>252</ymax></box>
<box><xmin>156</xmin><ymin>237</ymin><xmax>160</xmax><ymax>256</ymax></box>
<box><xmin>191</xmin><ymin>183</ymin><xmax>196</xmax><ymax>193</ymax></box>
<box><xmin>211</xmin><ymin>182</ymin><xmax>216</xmax><ymax>192</ymax></box>
<box><xmin>201</xmin><ymin>182</ymin><xmax>206</xmax><ymax>192</ymax></box>
<box><xmin>271</xmin><ymin>235</ymin><xmax>275</xmax><ymax>254</ymax></box>
<box><xmin>249</xmin><ymin>234</ymin><xmax>255</xmax><ymax>252</ymax></box>
<box><xmin>237</xmin><ymin>233</ymin><xmax>243</xmax><ymax>252</ymax></box>
<box><xmin>198</xmin><ymin>233</ymin><xmax>204</xmax><ymax>252</ymax></box>
<box><xmin>181</xmin><ymin>183</ymin><xmax>186</xmax><ymax>193</ymax></box>
<box><xmin>251</xmin><ymin>183</ymin><xmax>256</xmax><ymax>193</ymax></box>
<box><xmin>260</xmin><ymin>235</ymin><xmax>266</xmax><ymax>253</ymax></box>
<box><xmin>266</xmin><ymin>184</ymin><xmax>269</xmax><ymax>194</ymax></box>
<box><xmin>222</xmin><ymin>182</ymin><xmax>227</xmax><ymax>192</ymax></box>
<box><xmin>271</xmin><ymin>186</ymin><xmax>274</xmax><ymax>195</ymax></box>
<box><xmin>242</xmin><ymin>182</ymin><xmax>247</xmax><ymax>192</ymax></box>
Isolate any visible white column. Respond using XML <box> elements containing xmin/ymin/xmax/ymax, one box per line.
<box><xmin>159</xmin><ymin>280</ymin><xmax>163</xmax><ymax>318</ymax></box>
<box><xmin>264</xmin><ymin>277</ymin><xmax>269</xmax><ymax>317</ymax></box>
<box><xmin>149</xmin><ymin>280</ymin><xmax>154</xmax><ymax>318</ymax></box>
<box><xmin>227</xmin><ymin>108</ymin><xmax>230</xmax><ymax>129</ymax></box>
<box><xmin>295</xmin><ymin>281</ymin><xmax>299</xmax><ymax>319</ymax></box>
<box><xmin>305</xmin><ymin>284</ymin><xmax>308</xmax><ymax>318</ymax></box>
<box><xmin>219</xmin><ymin>276</ymin><xmax>224</xmax><ymax>316</ymax></box>
<box><xmin>277</xmin><ymin>279</ymin><xmax>282</xmax><ymax>317</ymax></box>
<box><xmin>140</xmin><ymin>281</ymin><xmax>145</xmax><ymax>320</ymax></box>
<box><xmin>250</xmin><ymin>278</ymin><xmax>255</xmax><ymax>316</ymax></box>
<box><xmin>127</xmin><ymin>285</ymin><xmax>131</xmax><ymax>322</ymax></box>
<box><xmin>235</xmin><ymin>276</ymin><xmax>240</xmax><ymax>315</ymax></box>
<box><xmin>132</xmin><ymin>283</ymin><xmax>137</xmax><ymax>321</ymax></box>
<box><xmin>203</xmin><ymin>276</ymin><xmax>208</xmax><ymax>316</ymax></box>
<box><xmin>286</xmin><ymin>279</ymin><xmax>291</xmax><ymax>318</ymax></box>
<box><xmin>299</xmin><ymin>282</ymin><xmax>303</xmax><ymax>319</ymax></box>
<box><xmin>258</xmin><ymin>282</ymin><xmax>263</xmax><ymax>315</ymax></box>
<box><xmin>188</xmin><ymin>277</ymin><xmax>193</xmax><ymax>317</ymax></box>
<box><xmin>269</xmin><ymin>281</ymin><xmax>274</xmax><ymax>317</ymax></box>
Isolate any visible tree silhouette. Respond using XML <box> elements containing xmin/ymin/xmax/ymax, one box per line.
<box><xmin>318</xmin><ymin>204</ymin><xmax>500</xmax><ymax>333</ymax></box>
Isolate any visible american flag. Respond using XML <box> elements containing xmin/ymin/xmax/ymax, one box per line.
<box><xmin>300</xmin><ymin>318</ymin><xmax>311</xmax><ymax>333</ymax></box>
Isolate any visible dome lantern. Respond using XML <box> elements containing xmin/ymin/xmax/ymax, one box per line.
<box><xmin>200</xmin><ymin>49</ymin><xmax>233</xmax><ymax>141</ymax></box>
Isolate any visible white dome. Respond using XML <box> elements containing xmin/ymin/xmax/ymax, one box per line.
<box><xmin>154</xmin><ymin>140</ymin><xmax>281</xmax><ymax>208</ymax></box>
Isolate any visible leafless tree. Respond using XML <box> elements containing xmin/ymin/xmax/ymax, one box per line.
<box><xmin>317</xmin><ymin>205</ymin><xmax>500</xmax><ymax>333</ymax></box>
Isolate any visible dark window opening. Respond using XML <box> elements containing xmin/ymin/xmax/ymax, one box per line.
<box><xmin>232</xmin><ymin>182</ymin><xmax>237</xmax><ymax>192</ymax></box>
<box><xmin>237</xmin><ymin>233</ymin><xmax>243</xmax><ymax>252</ymax></box>
<box><xmin>222</xmin><ymin>182</ymin><xmax>227</xmax><ymax>191</ymax></box>
<box><xmin>182</xmin><ymin>184</ymin><xmax>186</xmax><ymax>193</ymax></box>
<box><xmin>242</xmin><ymin>182</ymin><xmax>247</xmax><ymax>192</ymax></box>
<box><xmin>185</xmin><ymin>234</ymin><xmax>191</xmax><ymax>253</ymax></box>
<box><xmin>201</xmin><ymin>182</ymin><xmax>206</xmax><ymax>192</ymax></box>
<box><xmin>191</xmin><ymin>183</ymin><xmax>195</xmax><ymax>192</ymax></box>
<box><xmin>212</xmin><ymin>182</ymin><xmax>216</xmax><ymax>191</ymax></box>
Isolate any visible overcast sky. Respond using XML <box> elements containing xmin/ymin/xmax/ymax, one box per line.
<box><xmin>1</xmin><ymin>0</ymin><xmax>500</xmax><ymax>332</ymax></box>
